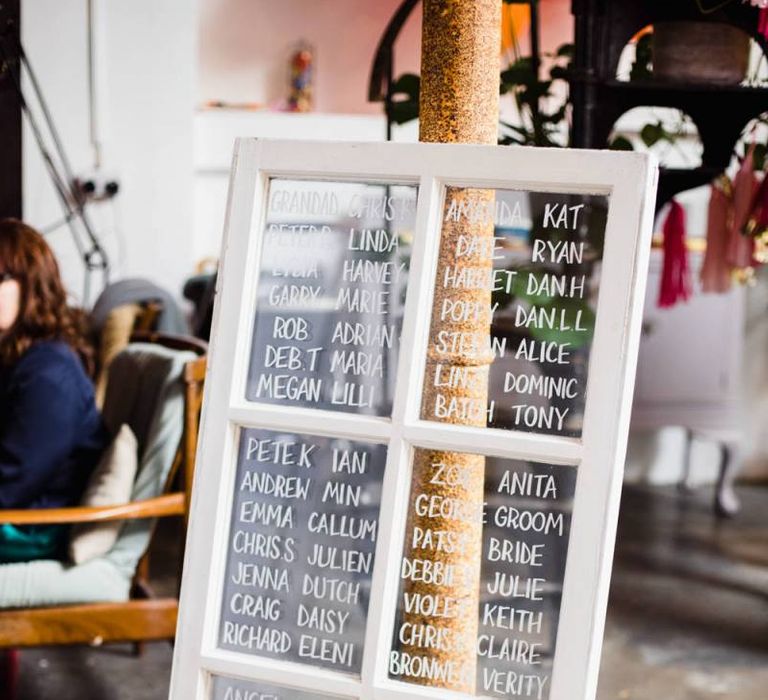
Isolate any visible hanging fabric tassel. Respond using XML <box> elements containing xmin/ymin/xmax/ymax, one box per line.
<box><xmin>658</xmin><ymin>199</ymin><xmax>692</xmax><ymax>307</ymax></box>
<box><xmin>700</xmin><ymin>177</ymin><xmax>732</xmax><ymax>293</ymax></box>
<box><xmin>727</xmin><ymin>145</ymin><xmax>758</xmax><ymax>272</ymax></box>
<box><xmin>748</xmin><ymin>174</ymin><xmax>768</xmax><ymax>264</ymax></box>
<box><xmin>759</xmin><ymin>8</ymin><xmax>768</xmax><ymax>43</ymax></box>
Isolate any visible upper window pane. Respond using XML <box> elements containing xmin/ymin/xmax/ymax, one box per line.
<box><xmin>218</xmin><ymin>428</ymin><xmax>386</xmax><ymax>676</ymax></box>
<box><xmin>420</xmin><ymin>187</ymin><xmax>609</xmax><ymax>438</ymax></box>
<box><xmin>246</xmin><ymin>179</ymin><xmax>417</xmax><ymax>416</ymax></box>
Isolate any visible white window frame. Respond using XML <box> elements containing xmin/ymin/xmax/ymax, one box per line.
<box><xmin>170</xmin><ymin>139</ymin><xmax>658</xmax><ymax>700</ymax></box>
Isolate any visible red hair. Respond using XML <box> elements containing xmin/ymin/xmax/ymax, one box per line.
<box><xmin>0</xmin><ymin>218</ymin><xmax>93</xmax><ymax>373</ymax></box>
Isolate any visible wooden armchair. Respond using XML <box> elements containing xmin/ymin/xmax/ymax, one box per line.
<box><xmin>0</xmin><ymin>332</ymin><xmax>206</xmax><ymax>649</ymax></box>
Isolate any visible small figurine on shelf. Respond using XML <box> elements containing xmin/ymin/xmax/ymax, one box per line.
<box><xmin>287</xmin><ymin>42</ymin><xmax>314</xmax><ymax>112</ymax></box>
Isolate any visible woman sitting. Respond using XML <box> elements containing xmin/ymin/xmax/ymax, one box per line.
<box><xmin>0</xmin><ymin>219</ymin><xmax>109</xmax><ymax>563</ymax></box>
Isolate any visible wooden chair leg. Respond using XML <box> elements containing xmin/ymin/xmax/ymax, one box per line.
<box><xmin>131</xmin><ymin>556</ymin><xmax>152</xmax><ymax>657</ymax></box>
<box><xmin>677</xmin><ymin>427</ymin><xmax>695</xmax><ymax>492</ymax></box>
<box><xmin>715</xmin><ymin>441</ymin><xmax>740</xmax><ymax>518</ymax></box>
<box><xmin>0</xmin><ymin>649</ymin><xmax>19</xmax><ymax>700</ymax></box>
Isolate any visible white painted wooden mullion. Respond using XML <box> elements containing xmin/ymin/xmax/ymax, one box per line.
<box><xmin>199</xmin><ymin>669</ymin><xmax>211</xmax><ymax>700</ymax></box>
<box><xmin>256</xmin><ymin>140</ymin><xmax>425</xmax><ymax>183</ymax></box>
<box><xmin>262</xmin><ymin>170</ymin><xmax>419</xmax><ymax>187</ymax></box>
<box><xmin>197</xmin><ymin>422</ymin><xmax>241</xmax><ymax>659</ymax></box>
<box><xmin>226</xmin><ymin>164</ymin><xmax>270</xmax><ymax>407</ymax></box>
<box><xmin>195</xmin><ymin>154</ymin><xmax>276</xmax><ymax>673</ymax></box>
<box><xmin>253</xmin><ymin>140</ymin><xmax>643</xmax><ymax>196</ymax></box>
<box><xmin>549</xmin><ymin>157</ymin><xmax>657</xmax><ymax>700</ymax></box>
<box><xmin>364</xmin><ymin>432</ymin><xmax>411</xmax><ymax>700</ymax></box>
<box><xmin>361</xmin><ymin>174</ymin><xmax>442</xmax><ymax>698</ymax></box>
<box><xmin>374</xmin><ymin>680</ymin><xmax>478</xmax><ymax>700</ymax></box>
<box><xmin>402</xmin><ymin>422</ymin><xmax>582</xmax><ymax>466</ymax></box>
<box><xmin>170</xmin><ymin>139</ymin><xmax>265</xmax><ymax>700</ymax></box>
<box><xmin>200</xmin><ymin>650</ymin><xmax>362</xmax><ymax>698</ymax></box>
<box><xmin>228</xmin><ymin>404</ymin><xmax>392</xmax><ymax>443</ymax></box>
<box><xmin>178</xmin><ymin>153</ymin><xmax>273</xmax><ymax>689</ymax></box>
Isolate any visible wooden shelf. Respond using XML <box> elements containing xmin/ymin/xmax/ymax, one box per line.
<box><xmin>571</xmin><ymin>76</ymin><xmax>768</xmax><ymax>96</ymax></box>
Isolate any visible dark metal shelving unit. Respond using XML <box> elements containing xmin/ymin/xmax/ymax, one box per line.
<box><xmin>0</xmin><ymin>0</ymin><xmax>22</xmax><ymax>218</ymax></box>
<box><xmin>569</xmin><ymin>0</ymin><xmax>768</xmax><ymax>209</ymax></box>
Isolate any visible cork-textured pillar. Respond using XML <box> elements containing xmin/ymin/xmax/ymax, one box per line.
<box><xmin>399</xmin><ymin>0</ymin><xmax>501</xmax><ymax>694</ymax></box>
<box><xmin>419</xmin><ymin>0</ymin><xmax>502</xmax><ymax>145</ymax></box>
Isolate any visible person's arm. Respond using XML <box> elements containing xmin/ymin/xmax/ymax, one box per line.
<box><xmin>0</xmin><ymin>348</ymin><xmax>82</xmax><ymax>509</ymax></box>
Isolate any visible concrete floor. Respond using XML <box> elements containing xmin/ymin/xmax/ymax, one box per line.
<box><xmin>12</xmin><ymin>484</ymin><xmax>768</xmax><ymax>700</ymax></box>
<box><xmin>597</xmin><ymin>485</ymin><xmax>768</xmax><ymax>700</ymax></box>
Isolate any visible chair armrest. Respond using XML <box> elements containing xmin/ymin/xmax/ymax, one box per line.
<box><xmin>0</xmin><ymin>493</ymin><xmax>185</xmax><ymax>526</ymax></box>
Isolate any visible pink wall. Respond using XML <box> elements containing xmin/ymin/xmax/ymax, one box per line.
<box><xmin>199</xmin><ymin>0</ymin><xmax>422</xmax><ymax>113</ymax></box>
<box><xmin>538</xmin><ymin>0</ymin><xmax>573</xmax><ymax>57</ymax></box>
<box><xmin>198</xmin><ymin>0</ymin><xmax>573</xmax><ymax>114</ymax></box>
<box><xmin>504</xmin><ymin>0</ymin><xmax>573</xmax><ymax>58</ymax></box>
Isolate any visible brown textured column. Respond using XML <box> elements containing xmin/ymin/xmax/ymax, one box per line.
<box><xmin>398</xmin><ymin>0</ymin><xmax>501</xmax><ymax>694</ymax></box>
<box><xmin>419</xmin><ymin>0</ymin><xmax>501</xmax><ymax>145</ymax></box>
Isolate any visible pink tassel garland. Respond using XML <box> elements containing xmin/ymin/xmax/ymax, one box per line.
<box><xmin>700</xmin><ymin>181</ymin><xmax>732</xmax><ymax>293</ymax></box>
<box><xmin>748</xmin><ymin>175</ymin><xmax>768</xmax><ymax>235</ymax></box>
<box><xmin>658</xmin><ymin>200</ymin><xmax>692</xmax><ymax>307</ymax></box>
<box><xmin>727</xmin><ymin>146</ymin><xmax>758</xmax><ymax>270</ymax></box>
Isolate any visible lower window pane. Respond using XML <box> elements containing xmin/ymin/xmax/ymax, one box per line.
<box><xmin>390</xmin><ymin>449</ymin><xmax>577</xmax><ymax>699</ymax></box>
<box><xmin>211</xmin><ymin>675</ymin><xmax>351</xmax><ymax>699</ymax></box>
<box><xmin>218</xmin><ymin>428</ymin><xmax>386</xmax><ymax>675</ymax></box>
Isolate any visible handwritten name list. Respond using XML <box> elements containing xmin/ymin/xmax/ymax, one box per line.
<box><xmin>390</xmin><ymin>456</ymin><xmax>575</xmax><ymax>699</ymax></box>
<box><xmin>422</xmin><ymin>190</ymin><xmax>607</xmax><ymax>437</ymax></box>
<box><xmin>246</xmin><ymin>181</ymin><xmax>417</xmax><ymax>417</ymax></box>
<box><xmin>219</xmin><ymin>429</ymin><xmax>386</xmax><ymax>674</ymax></box>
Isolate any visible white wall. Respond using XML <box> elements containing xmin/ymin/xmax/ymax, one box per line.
<box><xmin>22</xmin><ymin>0</ymin><xmax>92</xmax><ymax>301</ymax></box>
<box><xmin>193</xmin><ymin>109</ymin><xmax>419</xmax><ymax>263</ymax></box>
<box><xmin>22</xmin><ymin>0</ymin><xmax>198</xmax><ymax>305</ymax></box>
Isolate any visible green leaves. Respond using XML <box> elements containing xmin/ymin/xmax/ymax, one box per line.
<box><xmin>491</xmin><ymin>266</ymin><xmax>596</xmax><ymax>348</ymax></box>
<box><xmin>388</xmin><ymin>73</ymin><xmax>420</xmax><ymax>125</ymax></box>
<box><xmin>387</xmin><ymin>42</ymin><xmax>574</xmax><ymax>145</ymax></box>
<box><xmin>609</xmin><ymin>135</ymin><xmax>635</xmax><ymax>151</ymax></box>
<box><xmin>500</xmin><ymin>57</ymin><xmax>536</xmax><ymax>94</ymax></box>
<box><xmin>528</xmin><ymin>297</ymin><xmax>596</xmax><ymax>347</ymax></box>
<box><xmin>498</xmin><ymin>44</ymin><xmax>572</xmax><ymax>148</ymax></box>
<box><xmin>640</xmin><ymin>121</ymin><xmax>679</xmax><ymax>148</ymax></box>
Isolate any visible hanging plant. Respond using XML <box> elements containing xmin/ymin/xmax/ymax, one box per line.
<box><xmin>387</xmin><ymin>73</ymin><xmax>420</xmax><ymax>126</ymax></box>
<box><xmin>388</xmin><ymin>42</ymin><xmax>574</xmax><ymax>150</ymax></box>
<box><xmin>498</xmin><ymin>44</ymin><xmax>573</xmax><ymax>148</ymax></box>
